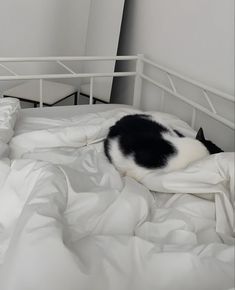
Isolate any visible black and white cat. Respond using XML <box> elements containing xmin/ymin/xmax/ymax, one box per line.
<box><xmin>104</xmin><ymin>114</ymin><xmax>223</xmax><ymax>180</ymax></box>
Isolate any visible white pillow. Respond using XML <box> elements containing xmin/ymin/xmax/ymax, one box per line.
<box><xmin>0</xmin><ymin>97</ymin><xmax>20</xmax><ymax>144</ymax></box>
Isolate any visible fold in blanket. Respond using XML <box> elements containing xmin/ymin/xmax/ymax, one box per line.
<box><xmin>1</xmin><ymin>108</ymin><xmax>233</xmax><ymax>290</ymax></box>
<box><xmin>9</xmin><ymin>108</ymin><xmax>235</xmax><ymax>242</ymax></box>
<box><xmin>0</xmin><ymin>152</ymin><xmax>234</xmax><ymax>290</ymax></box>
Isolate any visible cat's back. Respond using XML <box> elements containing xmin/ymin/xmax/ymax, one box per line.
<box><xmin>163</xmin><ymin>134</ymin><xmax>209</xmax><ymax>172</ymax></box>
<box><xmin>105</xmin><ymin>114</ymin><xmax>177</xmax><ymax>169</ymax></box>
<box><xmin>104</xmin><ymin>114</ymin><xmax>210</xmax><ymax>180</ymax></box>
<box><xmin>107</xmin><ymin>114</ymin><xmax>167</xmax><ymax>139</ymax></box>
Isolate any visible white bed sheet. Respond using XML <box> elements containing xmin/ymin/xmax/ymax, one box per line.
<box><xmin>0</xmin><ymin>106</ymin><xmax>234</xmax><ymax>290</ymax></box>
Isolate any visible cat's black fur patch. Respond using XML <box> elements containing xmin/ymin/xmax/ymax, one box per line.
<box><xmin>105</xmin><ymin>114</ymin><xmax>177</xmax><ymax>169</ymax></box>
<box><xmin>195</xmin><ymin>127</ymin><xmax>223</xmax><ymax>154</ymax></box>
<box><xmin>104</xmin><ymin>138</ymin><xmax>112</xmax><ymax>162</ymax></box>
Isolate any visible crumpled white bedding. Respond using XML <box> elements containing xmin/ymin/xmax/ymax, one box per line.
<box><xmin>0</xmin><ymin>97</ymin><xmax>20</xmax><ymax>158</ymax></box>
<box><xmin>0</xmin><ymin>108</ymin><xmax>234</xmax><ymax>290</ymax></box>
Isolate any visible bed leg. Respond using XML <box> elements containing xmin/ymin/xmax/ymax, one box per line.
<box><xmin>74</xmin><ymin>92</ymin><xmax>78</xmax><ymax>105</ymax></box>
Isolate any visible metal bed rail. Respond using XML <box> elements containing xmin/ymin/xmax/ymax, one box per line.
<box><xmin>0</xmin><ymin>54</ymin><xmax>234</xmax><ymax>130</ymax></box>
<box><xmin>134</xmin><ymin>55</ymin><xmax>234</xmax><ymax>130</ymax></box>
<box><xmin>0</xmin><ymin>55</ymin><xmax>138</xmax><ymax>107</ymax></box>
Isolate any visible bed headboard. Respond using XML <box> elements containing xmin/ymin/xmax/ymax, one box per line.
<box><xmin>0</xmin><ymin>54</ymin><xmax>234</xmax><ymax>149</ymax></box>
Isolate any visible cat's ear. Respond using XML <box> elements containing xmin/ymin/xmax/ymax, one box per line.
<box><xmin>196</xmin><ymin>127</ymin><xmax>206</xmax><ymax>141</ymax></box>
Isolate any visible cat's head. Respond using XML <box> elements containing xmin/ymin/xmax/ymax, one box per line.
<box><xmin>196</xmin><ymin>127</ymin><xmax>223</xmax><ymax>154</ymax></box>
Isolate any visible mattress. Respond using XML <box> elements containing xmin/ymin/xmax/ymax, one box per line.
<box><xmin>1</xmin><ymin>105</ymin><xmax>234</xmax><ymax>290</ymax></box>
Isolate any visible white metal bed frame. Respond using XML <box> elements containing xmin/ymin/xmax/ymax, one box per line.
<box><xmin>0</xmin><ymin>54</ymin><xmax>234</xmax><ymax>130</ymax></box>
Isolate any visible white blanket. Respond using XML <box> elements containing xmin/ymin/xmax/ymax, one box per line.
<box><xmin>0</xmin><ymin>108</ymin><xmax>234</xmax><ymax>290</ymax></box>
<box><xmin>0</xmin><ymin>97</ymin><xmax>20</xmax><ymax>158</ymax></box>
<box><xmin>0</xmin><ymin>97</ymin><xmax>20</xmax><ymax>144</ymax></box>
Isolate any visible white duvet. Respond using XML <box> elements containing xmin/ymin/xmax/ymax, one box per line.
<box><xmin>0</xmin><ymin>97</ymin><xmax>20</xmax><ymax>158</ymax></box>
<box><xmin>0</xmin><ymin>108</ymin><xmax>234</xmax><ymax>290</ymax></box>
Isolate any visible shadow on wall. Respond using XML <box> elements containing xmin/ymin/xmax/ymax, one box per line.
<box><xmin>111</xmin><ymin>0</ymin><xmax>136</xmax><ymax>105</ymax></box>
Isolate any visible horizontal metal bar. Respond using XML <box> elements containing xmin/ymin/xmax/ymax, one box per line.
<box><xmin>0</xmin><ymin>55</ymin><xmax>138</xmax><ymax>62</ymax></box>
<box><xmin>140</xmin><ymin>73</ymin><xmax>235</xmax><ymax>130</ymax></box>
<box><xmin>142</xmin><ymin>57</ymin><xmax>234</xmax><ymax>103</ymax></box>
<box><xmin>0</xmin><ymin>71</ymin><xmax>136</xmax><ymax>81</ymax></box>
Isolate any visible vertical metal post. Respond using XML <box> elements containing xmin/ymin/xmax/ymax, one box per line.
<box><xmin>89</xmin><ymin>77</ymin><xmax>94</xmax><ymax>105</ymax></box>
<box><xmin>133</xmin><ymin>54</ymin><xmax>144</xmax><ymax>109</ymax></box>
<box><xmin>39</xmin><ymin>79</ymin><xmax>43</xmax><ymax>108</ymax></box>
<box><xmin>160</xmin><ymin>90</ymin><xmax>165</xmax><ymax>111</ymax></box>
<box><xmin>191</xmin><ymin>108</ymin><xmax>196</xmax><ymax>129</ymax></box>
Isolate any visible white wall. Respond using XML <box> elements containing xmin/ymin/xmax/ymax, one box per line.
<box><xmin>112</xmin><ymin>0</ymin><xmax>234</xmax><ymax>151</ymax></box>
<box><xmin>0</xmin><ymin>0</ymin><xmax>90</xmax><ymax>57</ymax></box>
<box><xmin>0</xmin><ymin>0</ymin><xmax>91</xmax><ymax>106</ymax></box>
<box><xmin>114</xmin><ymin>0</ymin><xmax>234</xmax><ymax>97</ymax></box>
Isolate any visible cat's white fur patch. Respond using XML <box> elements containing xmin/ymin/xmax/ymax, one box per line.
<box><xmin>108</xmin><ymin>131</ymin><xmax>209</xmax><ymax>181</ymax></box>
<box><xmin>163</xmin><ymin>133</ymin><xmax>209</xmax><ymax>172</ymax></box>
<box><xmin>108</xmin><ymin>138</ymin><xmax>153</xmax><ymax>180</ymax></box>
